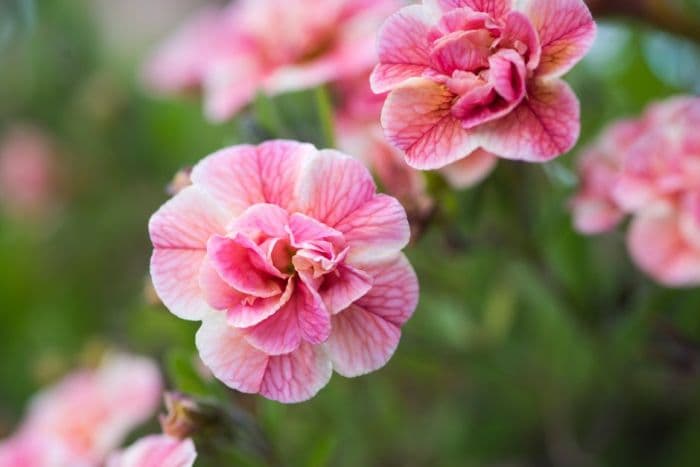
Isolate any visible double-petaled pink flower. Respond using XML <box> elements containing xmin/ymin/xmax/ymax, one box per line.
<box><xmin>371</xmin><ymin>0</ymin><xmax>596</xmax><ymax>169</ymax></box>
<box><xmin>0</xmin><ymin>354</ymin><xmax>162</xmax><ymax>467</ymax></box>
<box><xmin>149</xmin><ymin>141</ymin><xmax>418</xmax><ymax>403</ymax></box>
<box><xmin>572</xmin><ymin>96</ymin><xmax>700</xmax><ymax>287</ymax></box>
<box><xmin>107</xmin><ymin>435</ymin><xmax>196</xmax><ymax>467</ymax></box>
<box><xmin>143</xmin><ymin>0</ymin><xmax>400</xmax><ymax>122</ymax></box>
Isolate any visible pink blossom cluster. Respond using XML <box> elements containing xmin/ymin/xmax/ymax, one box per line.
<box><xmin>149</xmin><ymin>141</ymin><xmax>418</xmax><ymax>403</ymax></box>
<box><xmin>571</xmin><ymin>96</ymin><xmax>700</xmax><ymax>287</ymax></box>
<box><xmin>371</xmin><ymin>0</ymin><xmax>596</xmax><ymax>169</ymax></box>
<box><xmin>0</xmin><ymin>354</ymin><xmax>162</xmax><ymax>467</ymax></box>
<box><xmin>143</xmin><ymin>0</ymin><xmax>400</xmax><ymax>122</ymax></box>
<box><xmin>106</xmin><ymin>435</ymin><xmax>196</xmax><ymax>467</ymax></box>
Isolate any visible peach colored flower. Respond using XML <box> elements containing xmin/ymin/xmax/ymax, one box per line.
<box><xmin>144</xmin><ymin>0</ymin><xmax>401</xmax><ymax>122</ymax></box>
<box><xmin>0</xmin><ymin>354</ymin><xmax>162</xmax><ymax>467</ymax></box>
<box><xmin>569</xmin><ymin>119</ymin><xmax>644</xmax><ymax>234</ymax></box>
<box><xmin>106</xmin><ymin>435</ymin><xmax>196</xmax><ymax>467</ymax></box>
<box><xmin>371</xmin><ymin>0</ymin><xmax>596</xmax><ymax>169</ymax></box>
<box><xmin>0</xmin><ymin>125</ymin><xmax>59</xmax><ymax>220</ymax></box>
<box><xmin>149</xmin><ymin>140</ymin><xmax>418</xmax><ymax>403</ymax></box>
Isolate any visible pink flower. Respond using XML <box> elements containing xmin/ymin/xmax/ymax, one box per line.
<box><xmin>570</xmin><ymin>119</ymin><xmax>644</xmax><ymax>234</ymax></box>
<box><xmin>106</xmin><ymin>435</ymin><xmax>196</xmax><ymax>467</ymax></box>
<box><xmin>149</xmin><ymin>140</ymin><xmax>418</xmax><ymax>403</ymax></box>
<box><xmin>628</xmin><ymin>193</ymin><xmax>700</xmax><ymax>287</ymax></box>
<box><xmin>0</xmin><ymin>354</ymin><xmax>162</xmax><ymax>466</ymax></box>
<box><xmin>0</xmin><ymin>125</ymin><xmax>59</xmax><ymax>220</ymax></box>
<box><xmin>144</xmin><ymin>0</ymin><xmax>401</xmax><ymax>122</ymax></box>
<box><xmin>371</xmin><ymin>0</ymin><xmax>596</xmax><ymax>169</ymax></box>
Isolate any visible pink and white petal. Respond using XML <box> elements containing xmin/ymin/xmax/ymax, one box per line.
<box><xmin>520</xmin><ymin>0</ymin><xmax>596</xmax><ymax>78</ymax></box>
<box><xmin>294</xmin><ymin>150</ymin><xmax>377</xmax><ymax>227</ymax></box>
<box><xmin>148</xmin><ymin>187</ymin><xmax>229</xmax><ymax>321</ymax></box>
<box><xmin>198</xmin><ymin>258</ymin><xmax>243</xmax><ymax>311</ymax></box>
<box><xmin>244</xmin><ymin>282</ymin><xmax>330</xmax><ymax>354</ymax></box>
<box><xmin>287</xmin><ymin>213</ymin><xmax>343</xmax><ymax>248</ymax></box>
<box><xmin>440</xmin><ymin>148</ymin><xmax>498</xmax><ymax>189</ymax></box>
<box><xmin>501</xmin><ymin>10</ymin><xmax>541</xmax><ymax>70</ymax></box>
<box><xmin>196</xmin><ymin>314</ymin><xmax>269</xmax><ymax>394</ymax></box>
<box><xmin>191</xmin><ymin>140</ymin><xmax>314</xmax><ymax>215</ymax></box>
<box><xmin>319</xmin><ymin>264</ymin><xmax>373</xmax><ymax>314</ymax></box>
<box><xmin>628</xmin><ymin>204</ymin><xmax>700</xmax><ymax>287</ymax></box>
<box><xmin>370</xmin><ymin>5</ymin><xmax>435</xmax><ymax>93</ymax></box>
<box><xmin>106</xmin><ymin>435</ymin><xmax>196</xmax><ymax>467</ymax></box>
<box><xmin>326</xmin><ymin>305</ymin><xmax>402</xmax><ymax>377</ymax></box>
<box><xmin>479</xmin><ymin>79</ymin><xmax>580</xmax><ymax>162</ymax></box>
<box><xmin>259</xmin><ymin>343</ymin><xmax>333</xmax><ymax>403</ymax></box>
<box><xmin>429</xmin><ymin>30</ymin><xmax>492</xmax><ymax>75</ymax></box>
<box><xmin>334</xmin><ymin>194</ymin><xmax>410</xmax><ymax>266</ymax></box>
<box><xmin>228</xmin><ymin>203</ymin><xmax>289</xmax><ymax>239</ymax></box>
<box><xmin>149</xmin><ymin>186</ymin><xmax>228</xmax><ymax>250</ymax></box>
<box><xmin>429</xmin><ymin>0</ymin><xmax>511</xmax><ymax>17</ymax></box>
<box><xmin>203</xmin><ymin>56</ymin><xmax>262</xmax><ymax>122</ymax></box>
<box><xmin>381</xmin><ymin>78</ymin><xmax>481</xmax><ymax>169</ymax></box>
<box><xmin>151</xmin><ymin>250</ymin><xmax>210</xmax><ymax>321</ymax></box>
<box><xmin>207</xmin><ymin>234</ymin><xmax>284</xmax><ymax>298</ymax></box>
<box><xmin>228</xmin><ymin>279</ymin><xmax>295</xmax><ymax>328</ymax></box>
<box><xmin>356</xmin><ymin>254</ymin><xmax>419</xmax><ymax>326</ymax></box>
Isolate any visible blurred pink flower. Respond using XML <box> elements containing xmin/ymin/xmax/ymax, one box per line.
<box><xmin>571</xmin><ymin>96</ymin><xmax>700</xmax><ymax>287</ymax></box>
<box><xmin>106</xmin><ymin>435</ymin><xmax>196</xmax><ymax>467</ymax></box>
<box><xmin>0</xmin><ymin>354</ymin><xmax>162</xmax><ymax>467</ymax></box>
<box><xmin>371</xmin><ymin>0</ymin><xmax>596</xmax><ymax>169</ymax></box>
<box><xmin>0</xmin><ymin>125</ymin><xmax>59</xmax><ymax>220</ymax></box>
<box><xmin>149</xmin><ymin>140</ymin><xmax>418</xmax><ymax>403</ymax></box>
<box><xmin>143</xmin><ymin>0</ymin><xmax>401</xmax><ymax>122</ymax></box>
<box><xmin>570</xmin><ymin>119</ymin><xmax>643</xmax><ymax>234</ymax></box>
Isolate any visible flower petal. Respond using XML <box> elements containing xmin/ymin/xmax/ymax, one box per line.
<box><xmin>326</xmin><ymin>305</ymin><xmax>402</xmax><ymax>377</ymax></box>
<box><xmin>196</xmin><ymin>313</ymin><xmax>269</xmax><ymax>394</ymax></box>
<box><xmin>440</xmin><ymin>148</ymin><xmax>498</xmax><ymax>189</ymax></box>
<box><xmin>628</xmin><ymin>203</ymin><xmax>700</xmax><ymax>287</ymax></box>
<box><xmin>294</xmin><ymin>150</ymin><xmax>377</xmax><ymax>227</ymax></box>
<box><xmin>501</xmin><ymin>10</ymin><xmax>541</xmax><ymax>70</ymax></box>
<box><xmin>259</xmin><ymin>343</ymin><xmax>332</xmax><ymax>403</ymax></box>
<box><xmin>207</xmin><ymin>234</ymin><xmax>285</xmax><ymax>298</ymax></box>
<box><xmin>356</xmin><ymin>254</ymin><xmax>419</xmax><ymax>326</ymax></box>
<box><xmin>334</xmin><ymin>194</ymin><xmax>410</xmax><ymax>266</ymax></box>
<box><xmin>106</xmin><ymin>435</ymin><xmax>196</xmax><ymax>467</ymax></box>
<box><xmin>318</xmin><ymin>264</ymin><xmax>373</xmax><ymax>314</ymax></box>
<box><xmin>370</xmin><ymin>5</ymin><xmax>435</xmax><ymax>93</ymax></box>
<box><xmin>191</xmin><ymin>140</ymin><xmax>315</xmax><ymax>216</ymax></box>
<box><xmin>203</xmin><ymin>56</ymin><xmax>262</xmax><ymax>122</ymax></box>
<box><xmin>244</xmin><ymin>281</ymin><xmax>330</xmax><ymax>355</ymax></box>
<box><xmin>381</xmin><ymin>78</ymin><xmax>481</xmax><ymax>169</ymax></box>
<box><xmin>430</xmin><ymin>0</ymin><xmax>511</xmax><ymax>18</ymax></box>
<box><xmin>149</xmin><ymin>187</ymin><xmax>229</xmax><ymax>320</ymax></box>
<box><xmin>520</xmin><ymin>0</ymin><xmax>596</xmax><ymax>78</ymax></box>
<box><xmin>478</xmin><ymin>79</ymin><xmax>579</xmax><ymax>162</ymax></box>
<box><xmin>228</xmin><ymin>203</ymin><xmax>289</xmax><ymax>239</ymax></box>
<box><xmin>287</xmin><ymin>212</ymin><xmax>343</xmax><ymax>249</ymax></box>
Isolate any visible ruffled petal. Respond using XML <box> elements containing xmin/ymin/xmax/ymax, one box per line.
<box><xmin>381</xmin><ymin>77</ymin><xmax>481</xmax><ymax>169</ymax></box>
<box><xmin>478</xmin><ymin>79</ymin><xmax>579</xmax><ymax>162</ymax></box>
<box><xmin>520</xmin><ymin>0</ymin><xmax>596</xmax><ymax>78</ymax></box>
<box><xmin>259</xmin><ymin>343</ymin><xmax>332</xmax><ymax>403</ymax></box>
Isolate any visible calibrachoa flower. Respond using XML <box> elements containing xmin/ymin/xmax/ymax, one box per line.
<box><xmin>371</xmin><ymin>0</ymin><xmax>596</xmax><ymax>169</ymax></box>
<box><xmin>571</xmin><ymin>96</ymin><xmax>700</xmax><ymax>287</ymax></box>
<box><xmin>149</xmin><ymin>140</ymin><xmax>419</xmax><ymax>403</ymax></box>
<box><xmin>0</xmin><ymin>125</ymin><xmax>59</xmax><ymax>220</ymax></box>
<box><xmin>106</xmin><ymin>435</ymin><xmax>196</xmax><ymax>467</ymax></box>
<box><xmin>143</xmin><ymin>0</ymin><xmax>400</xmax><ymax>122</ymax></box>
<box><xmin>0</xmin><ymin>353</ymin><xmax>162</xmax><ymax>467</ymax></box>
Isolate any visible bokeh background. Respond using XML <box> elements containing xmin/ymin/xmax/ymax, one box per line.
<box><xmin>2</xmin><ymin>0</ymin><xmax>700</xmax><ymax>465</ymax></box>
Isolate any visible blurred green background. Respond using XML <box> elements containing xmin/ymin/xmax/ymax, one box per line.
<box><xmin>2</xmin><ymin>1</ymin><xmax>700</xmax><ymax>466</ymax></box>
